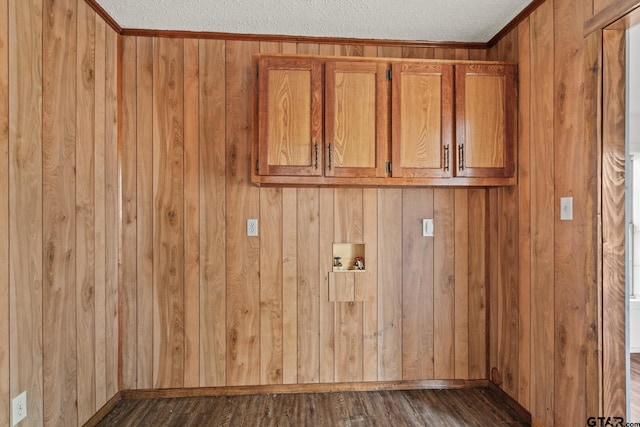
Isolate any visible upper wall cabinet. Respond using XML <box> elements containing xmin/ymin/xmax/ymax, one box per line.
<box><xmin>391</xmin><ymin>62</ymin><xmax>454</xmax><ymax>178</ymax></box>
<box><xmin>252</xmin><ymin>54</ymin><xmax>517</xmax><ymax>187</ymax></box>
<box><xmin>325</xmin><ymin>61</ymin><xmax>388</xmax><ymax>178</ymax></box>
<box><xmin>455</xmin><ymin>64</ymin><xmax>517</xmax><ymax>179</ymax></box>
<box><xmin>257</xmin><ymin>56</ymin><xmax>322</xmax><ymax>176</ymax></box>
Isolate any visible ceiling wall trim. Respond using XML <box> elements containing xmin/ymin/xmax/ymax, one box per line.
<box><xmin>85</xmin><ymin>0</ymin><xmax>122</xmax><ymax>33</ymax></box>
<box><xmin>84</xmin><ymin>0</ymin><xmax>541</xmax><ymax>50</ymax></box>
<box><xmin>486</xmin><ymin>0</ymin><xmax>546</xmax><ymax>47</ymax></box>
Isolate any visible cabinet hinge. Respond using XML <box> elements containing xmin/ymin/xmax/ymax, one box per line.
<box><xmin>256</xmin><ymin>64</ymin><xmax>259</xmax><ymax>77</ymax></box>
<box><xmin>386</xmin><ymin>69</ymin><xmax>392</xmax><ymax>81</ymax></box>
<box><xmin>386</xmin><ymin>162</ymin><xmax>392</xmax><ymax>174</ymax></box>
<box><xmin>256</xmin><ymin>159</ymin><xmax>259</xmax><ymax>173</ymax></box>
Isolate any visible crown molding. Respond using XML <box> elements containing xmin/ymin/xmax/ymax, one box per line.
<box><xmin>84</xmin><ymin>0</ymin><xmax>541</xmax><ymax>50</ymax></box>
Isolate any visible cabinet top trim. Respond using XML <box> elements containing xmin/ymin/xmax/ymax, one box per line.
<box><xmin>253</xmin><ymin>52</ymin><xmax>517</xmax><ymax>66</ymax></box>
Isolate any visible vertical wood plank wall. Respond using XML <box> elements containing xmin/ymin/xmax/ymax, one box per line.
<box><xmin>488</xmin><ymin>0</ymin><xmax>610</xmax><ymax>425</ymax></box>
<box><xmin>1</xmin><ymin>1</ymin><xmax>120</xmax><ymax>425</ymax></box>
<box><xmin>2</xmin><ymin>0</ymin><xmax>629</xmax><ymax>424</ymax></box>
<box><xmin>118</xmin><ymin>39</ymin><xmax>490</xmax><ymax>391</ymax></box>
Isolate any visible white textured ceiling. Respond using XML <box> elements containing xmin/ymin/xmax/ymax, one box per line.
<box><xmin>95</xmin><ymin>0</ymin><xmax>533</xmax><ymax>43</ymax></box>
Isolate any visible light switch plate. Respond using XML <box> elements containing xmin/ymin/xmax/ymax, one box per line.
<box><xmin>560</xmin><ymin>197</ymin><xmax>573</xmax><ymax>221</ymax></box>
<box><xmin>422</xmin><ymin>219</ymin><xmax>434</xmax><ymax>237</ymax></box>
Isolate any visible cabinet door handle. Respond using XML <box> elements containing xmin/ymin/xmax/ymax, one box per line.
<box><xmin>314</xmin><ymin>141</ymin><xmax>319</xmax><ymax>169</ymax></box>
<box><xmin>444</xmin><ymin>145</ymin><xmax>450</xmax><ymax>171</ymax></box>
<box><xmin>328</xmin><ymin>143</ymin><xmax>333</xmax><ymax>170</ymax></box>
<box><xmin>458</xmin><ymin>144</ymin><xmax>465</xmax><ymax>171</ymax></box>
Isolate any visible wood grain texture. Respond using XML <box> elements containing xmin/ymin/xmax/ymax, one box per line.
<box><xmin>378</xmin><ymin>189</ymin><xmax>403</xmax><ymax>381</ymax></box>
<box><xmin>454</xmin><ymin>189</ymin><xmax>469</xmax><ymax>379</ymax></box>
<box><xmin>468</xmin><ymin>189</ymin><xmax>487</xmax><ymax>380</ymax></box>
<box><xmin>516</xmin><ymin>18</ymin><xmax>532</xmax><ymax>410</ymax></box>
<box><xmin>94</xmin><ymin>15</ymin><xmax>108</xmax><ymax>410</ymax></box>
<box><xmin>319</xmin><ymin>188</ymin><xmax>335</xmax><ymax>384</ymax></box>
<box><xmin>199</xmin><ymin>38</ymin><xmax>227</xmax><ymax>387</ymax></box>
<box><xmin>120</xmin><ymin>34</ymin><xmax>138</xmax><ymax>391</ymax></box>
<box><xmin>553</xmin><ymin>0</ymin><xmax>589</xmax><ymax>424</ymax></box>
<box><xmin>362</xmin><ymin>189</ymin><xmax>378</xmax><ymax>382</ymax></box>
<box><xmin>136</xmin><ymin>36</ymin><xmax>154</xmax><ymax>391</ymax></box>
<box><xmin>152</xmin><ymin>37</ymin><xmax>185</xmax><ymax>389</ymax></box>
<box><xmin>602</xmin><ymin>28</ymin><xmax>626</xmax><ymax>419</ymax></box>
<box><xmin>402</xmin><ymin>189</ymin><xmax>434</xmax><ymax>380</ymax></box>
<box><xmin>297</xmin><ymin>188</ymin><xmax>320</xmax><ymax>383</ymax></box>
<box><xmin>9</xmin><ymin>0</ymin><xmax>45</xmax><ymax>419</ymax></box>
<box><xmin>104</xmin><ymin>23</ymin><xmax>119</xmax><ymax>400</ymax></box>
<box><xmin>43</xmin><ymin>0</ymin><xmax>78</xmax><ymax>424</ymax></box>
<box><xmin>529</xmin><ymin>2</ymin><xmax>555</xmax><ymax>425</ymax></box>
<box><xmin>0</xmin><ymin>0</ymin><xmax>6</xmax><ymax>418</ymax></box>
<box><xmin>226</xmin><ymin>40</ymin><xmax>261</xmax><ymax>386</ymax></box>
<box><xmin>183</xmin><ymin>37</ymin><xmax>200</xmax><ymax>388</ymax></box>
<box><xmin>76</xmin><ymin>2</ymin><xmax>97</xmax><ymax>422</ymax></box>
<box><xmin>282</xmin><ymin>188</ymin><xmax>298</xmax><ymax>384</ymax></box>
<box><xmin>434</xmin><ymin>189</ymin><xmax>455</xmax><ymax>379</ymax></box>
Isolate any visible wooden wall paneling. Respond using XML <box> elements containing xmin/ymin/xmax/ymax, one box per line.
<box><xmin>530</xmin><ymin>1</ymin><xmax>555</xmax><ymax>425</ymax></box>
<box><xmin>601</xmin><ymin>28</ymin><xmax>626</xmax><ymax>419</ymax></box>
<box><xmin>583</xmin><ymin>30</ymin><xmax>602</xmax><ymax>420</ymax></box>
<box><xmin>104</xmin><ymin>24</ymin><xmax>119</xmax><ymax>399</ymax></box>
<box><xmin>183</xmin><ymin>37</ymin><xmax>201</xmax><ymax>388</ymax></box>
<box><xmin>152</xmin><ymin>37</ymin><xmax>185</xmax><ymax>388</ymax></box>
<box><xmin>377</xmin><ymin>47</ymin><xmax>403</xmax><ymax>58</ymax></box>
<box><xmin>282</xmin><ymin>188</ymin><xmax>298</xmax><ymax>384</ymax></box>
<box><xmin>402</xmin><ymin>188</ymin><xmax>433</xmax><ymax>380</ymax></box>
<box><xmin>468</xmin><ymin>189</ymin><xmax>487</xmax><ymax>380</ymax></box>
<box><xmin>434</xmin><ymin>48</ymin><xmax>455</xmax><ymax>59</ymax></box>
<box><xmin>0</xmin><ymin>0</ymin><xmax>8</xmax><ymax>422</ymax></box>
<box><xmin>433</xmin><ymin>189</ymin><xmax>455</xmax><ymax>379</ymax></box>
<box><xmin>516</xmin><ymin>18</ymin><xmax>532</xmax><ymax>410</ymax></box>
<box><xmin>259</xmin><ymin>184</ymin><xmax>283</xmax><ymax>385</ymax></box>
<box><xmin>258</xmin><ymin>41</ymin><xmax>284</xmax><ymax>386</ymax></box>
<box><xmin>297</xmin><ymin>188</ymin><xmax>320</xmax><ymax>383</ymax></box>
<box><xmin>199</xmin><ymin>39</ymin><xmax>227</xmax><ymax>387</ymax></box>
<box><xmin>401</xmin><ymin>47</ymin><xmax>435</xmax><ymax>59</ymax></box>
<box><xmin>225</xmin><ymin>40</ymin><xmax>260</xmax><ymax>386</ymax></box>
<box><xmin>362</xmin><ymin>189</ymin><xmax>378</xmax><ymax>382</ymax></box>
<box><xmin>378</xmin><ymin>189</ymin><xmax>403</xmax><ymax>381</ymax></box>
<box><xmin>493</xmin><ymin>25</ymin><xmax>520</xmax><ymax>399</ymax></box>
<box><xmin>43</xmin><ymin>0</ymin><xmax>77</xmax><ymax>423</ymax></box>
<box><xmin>488</xmin><ymin>189</ymin><xmax>499</xmax><ymax>382</ymax></box>
<box><xmin>454</xmin><ymin>189</ymin><xmax>469</xmax><ymax>379</ymax></box>
<box><xmin>297</xmin><ymin>43</ymin><xmax>319</xmax><ymax>55</ymax></box>
<box><xmin>9</xmin><ymin>0</ymin><xmax>44</xmax><ymax>420</ymax></box>
<box><xmin>76</xmin><ymin>2</ymin><xmax>97</xmax><ymax>421</ymax></box>
<box><xmin>282</xmin><ymin>42</ymin><xmax>297</xmax><ymax>54</ymax></box>
<box><xmin>334</xmin><ymin>189</ymin><xmax>364</xmax><ymax>383</ymax></box>
<box><xmin>120</xmin><ymin>34</ymin><xmax>138</xmax><ymax>392</ymax></box>
<box><xmin>94</xmin><ymin>16</ymin><xmax>107</xmax><ymax>408</ymax></box>
<box><xmin>553</xmin><ymin>0</ymin><xmax>590</xmax><ymax>423</ymax></box>
<box><xmin>136</xmin><ymin>36</ymin><xmax>154</xmax><ymax>390</ymax></box>
<box><xmin>319</xmin><ymin>188</ymin><xmax>335</xmax><ymax>383</ymax></box>
<box><xmin>454</xmin><ymin>49</ymin><xmax>470</xmax><ymax>60</ymax></box>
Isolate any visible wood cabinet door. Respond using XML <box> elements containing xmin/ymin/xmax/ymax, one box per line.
<box><xmin>391</xmin><ymin>62</ymin><xmax>454</xmax><ymax>178</ymax></box>
<box><xmin>455</xmin><ymin>64</ymin><xmax>517</xmax><ymax>178</ymax></box>
<box><xmin>325</xmin><ymin>61</ymin><xmax>388</xmax><ymax>178</ymax></box>
<box><xmin>258</xmin><ymin>57</ymin><xmax>322</xmax><ymax>176</ymax></box>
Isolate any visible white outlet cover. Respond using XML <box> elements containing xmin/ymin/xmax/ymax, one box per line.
<box><xmin>247</xmin><ymin>219</ymin><xmax>258</xmax><ymax>237</ymax></box>
<box><xmin>12</xmin><ymin>391</ymin><xmax>27</xmax><ymax>426</ymax></box>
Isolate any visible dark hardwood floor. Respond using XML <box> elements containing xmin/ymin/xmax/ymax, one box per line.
<box><xmin>93</xmin><ymin>388</ymin><xmax>528</xmax><ymax>426</ymax></box>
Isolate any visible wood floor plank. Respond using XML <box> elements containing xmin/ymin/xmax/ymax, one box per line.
<box><xmin>95</xmin><ymin>388</ymin><xmax>529</xmax><ymax>426</ymax></box>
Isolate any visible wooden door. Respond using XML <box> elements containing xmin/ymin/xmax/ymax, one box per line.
<box><xmin>391</xmin><ymin>62</ymin><xmax>454</xmax><ymax>178</ymax></box>
<box><xmin>455</xmin><ymin>64</ymin><xmax>517</xmax><ymax>178</ymax></box>
<box><xmin>258</xmin><ymin>56</ymin><xmax>322</xmax><ymax>176</ymax></box>
<box><xmin>325</xmin><ymin>61</ymin><xmax>388</xmax><ymax>178</ymax></box>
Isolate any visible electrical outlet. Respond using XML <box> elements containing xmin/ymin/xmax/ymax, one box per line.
<box><xmin>247</xmin><ymin>219</ymin><xmax>258</xmax><ymax>237</ymax></box>
<box><xmin>422</xmin><ymin>219</ymin><xmax>434</xmax><ymax>237</ymax></box>
<box><xmin>12</xmin><ymin>391</ymin><xmax>27</xmax><ymax>426</ymax></box>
